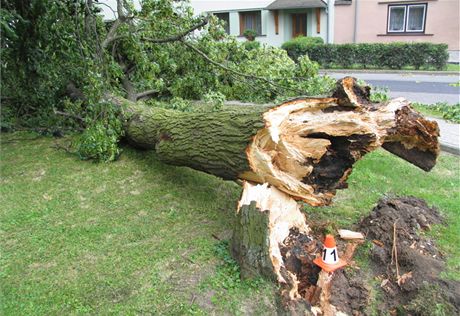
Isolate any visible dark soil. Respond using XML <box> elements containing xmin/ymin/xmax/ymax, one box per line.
<box><xmin>330</xmin><ymin>196</ymin><xmax>459</xmax><ymax>315</ymax></box>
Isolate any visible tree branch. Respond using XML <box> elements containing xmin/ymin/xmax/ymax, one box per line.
<box><xmin>94</xmin><ymin>2</ymin><xmax>117</xmax><ymax>17</ymax></box>
<box><xmin>101</xmin><ymin>0</ymin><xmax>135</xmax><ymax>49</ymax></box>
<box><xmin>54</xmin><ymin>110</ymin><xmax>85</xmax><ymax>123</ymax></box>
<box><xmin>102</xmin><ymin>19</ymin><xmax>123</xmax><ymax>49</ymax></box>
<box><xmin>122</xmin><ymin>76</ymin><xmax>137</xmax><ymax>101</ymax></box>
<box><xmin>136</xmin><ymin>89</ymin><xmax>158</xmax><ymax>100</ymax></box>
<box><xmin>142</xmin><ymin>16</ymin><xmax>209</xmax><ymax>44</ymax></box>
<box><xmin>84</xmin><ymin>0</ymin><xmax>94</xmax><ymax>33</ymax></box>
<box><xmin>116</xmin><ymin>0</ymin><xmax>124</xmax><ymax>18</ymax></box>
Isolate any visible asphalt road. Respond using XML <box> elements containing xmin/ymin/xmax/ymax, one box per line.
<box><xmin>321</xmin><ymin>71</ymin><xmax>460</xmax><ymax>104</ymax></box>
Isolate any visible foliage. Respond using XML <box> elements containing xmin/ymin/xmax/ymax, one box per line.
<box><xmin>281</xmin><ymin>36</ymin><xmax>324</xmax><ymax>52</ymax></box>
<box><xmin>1</xmin><ymin>0</ymin><xmax>333</xmax><ymax>162</ymax></box>
<box><xmin>168</xmin><ymin>97</ymin><xmax>193</xmax><ymax>112</ymax></box>
<box><xmin>412</xmin><ymin>102</ymin><xmax>460</xmax><ymax>123</ymax></box>
<box><xmin>146</xmin><ymin>36</ymin><xmax>333</xmax><ymax>103</ymax></box>
<box><xmin>242</xmin><ymin>29</ymin><xmax>257</xmax><ymax>41</ymax></box>
<box><xmin>203</xmin><ymin>91</ymin><xmax>226</xmax><ymax>111</ymax></box>
<box><xmin>282</xmin><ymin>42</ymin><xmax>449</xmax><ymax>70</ymax></box>
<box><xmin>76</xmin><ymin>110</ymin><xmax>124</xmax><ymax>162</ymax></box>
<box><xmin>369</xmin><ymin>87</ymin><xmax>390</xmax><ymax>103</ymax></box>
<box><xmin>1</xmin><ymin>1</ymin><xmax>108</xmax><ymax>127</ymax></box>
<box><xmin>243</xmin><ymin>40</ymin><xmax>261</xmax><ymax>51</ymax></box>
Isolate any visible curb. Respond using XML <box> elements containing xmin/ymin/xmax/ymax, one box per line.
<box><xmin>441</xmin><ymin>143</ymin><xmax>460</xmax><ymax>156</ymax></box>
<box><xmin>319</xmin><ymin>69</ymin><xmax>459</xmax><ymax>76</ymax></box>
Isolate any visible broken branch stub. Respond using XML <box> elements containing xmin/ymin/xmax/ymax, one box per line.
<box><xmin>122</xmin><ymin>77</ymin><xmax>439</xmax><ymax>206</ymax></box>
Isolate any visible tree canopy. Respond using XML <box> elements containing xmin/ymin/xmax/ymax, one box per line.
<box><xmin>1</xmin><ymin>0</ymin><xmax>334</xmax><ymax>161</ymax></box>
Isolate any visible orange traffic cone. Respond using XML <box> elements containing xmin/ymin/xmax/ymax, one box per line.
<box><xmin>313</xmin><ymin>234</ymin><xmax>347</xmax><ymax>273</ymax></box>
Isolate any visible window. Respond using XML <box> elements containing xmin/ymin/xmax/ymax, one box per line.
<box><xmin>239</xmin><ymin>11</ymin><xmax>262</xmax><ymax>35</ymax></box>
<box><xmin>215</xmin><ymin>12</ymin><xmax>230</xmax><ymax>34</ymax></box>
<box><xmin>388</xmin><ymin>3</ymin><xmax>427</xmax><ymax>33</ymax></box>
<box><xmin>406</xmin><ymin>5</ymin><xmax>426</xmax><ymax>32</ymax></box>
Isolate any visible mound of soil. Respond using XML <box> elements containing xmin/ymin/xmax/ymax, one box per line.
<box><xmin>331</xmin><ymin>196</ymin><xmax>459</xmax><ymax>315</ymax></box>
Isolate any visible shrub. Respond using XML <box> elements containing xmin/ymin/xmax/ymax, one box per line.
<box><xmin>281</xmin><ymin>36</ymin><xmax>324</xmax><ymax>50</ymax></box>
<box><xmin>282</xmin><ymin>42</ymin><xmax>449</xmax><ymax>70</ymax></box>
<box><xmin>281</xmin><ymin>36</ymin><xmax>325</xmax><ymax>60</ymax></box>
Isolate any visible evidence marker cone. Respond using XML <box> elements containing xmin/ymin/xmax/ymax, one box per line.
<box><xmin>313</xmin><ymin>234</ymin><xmax>347</xmax><ymax>273</ymax></box>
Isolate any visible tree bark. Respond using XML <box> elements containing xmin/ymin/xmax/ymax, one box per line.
<box><xmin>119</xmin><ymin>77</ymin><xmax>440</xmax><ymax>207</ymax></box>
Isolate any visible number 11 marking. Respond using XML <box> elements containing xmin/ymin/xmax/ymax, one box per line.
<box><xmin>322</xmin><ymin>249</ymin><xmax>337</xmax><ymax>262</ymax></box>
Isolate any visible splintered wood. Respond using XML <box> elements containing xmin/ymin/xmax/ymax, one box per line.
<box><xmin>232</xmin><ymin>182</ymin><xmax>346</xmax><ymax>315</ymax></box>
<box><xmin>243</xmin><ymin>94</ymin><xmax>438</xmax><ymax>206</ymax></box>
<box><xmin>232</xmin><ymin>182</ymin><xmax>310</xmax><ymax>283</ymax></box>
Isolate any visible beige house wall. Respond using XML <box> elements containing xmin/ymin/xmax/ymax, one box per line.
<box><xmin>334</xmin><ymin>0</ymin><xmax>459</xmax><ymax>57</ymax></box>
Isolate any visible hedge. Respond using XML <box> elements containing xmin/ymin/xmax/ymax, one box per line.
<box><xmin>281</xmin><ymin>39</ymin><xmax>449</xmax><ymax>70</ymax></box>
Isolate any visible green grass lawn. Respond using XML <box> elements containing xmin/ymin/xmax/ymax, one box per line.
<box><xmin>446</xmin><ymin>64</ymin><xmax>460</xmax><ymax>72</ymax></box>
<box><xmin>1</xmin><ymin>133</ymin><xmax>459</xmax><ymax>315</ymax></box>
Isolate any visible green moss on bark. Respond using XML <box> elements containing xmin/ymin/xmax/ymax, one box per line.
<box><xmin>124</xmin><ymin>104</ymin><xmax>267</xmax><ymax>180</ymax></box>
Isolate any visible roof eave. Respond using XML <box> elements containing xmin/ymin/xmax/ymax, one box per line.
<box><xmin>266</xmin><ymin>0</ymin><xmax>327</xmax><ymax>10</ymax></box>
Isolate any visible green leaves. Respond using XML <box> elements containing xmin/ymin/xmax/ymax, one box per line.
<box><xmin>282</xmin><ymin>42</ymin><xmax>449</xmax><ymax>70</ymax></box>
<box><xmin>1</xmin><ymin>0</ymin><xmax>333</xmax><ymax>161</ymax></box>
<box><xmin>413</xmin><ymin>102</ymin><xmax>460</xmax><ymax>123</ymax></box>
<box><xmin>76</xmin><ymin>107</ymin><xmax>125</xmax><ymax>163</ymax></box>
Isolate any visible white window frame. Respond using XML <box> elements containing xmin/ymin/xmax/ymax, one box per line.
<box><xmin>406</xmin><ymin>4</ymin><xmax>426</xmax><ymax>32</ymax></box>
<box><xmin>388</xmin><ymin>5</ymin><xmax>406</xmax><ymax>33</ymax></box>
<box><xmin>387</xmin><ymin>3</ymin><xmax>427</xmax><ymax>33</ymax></box>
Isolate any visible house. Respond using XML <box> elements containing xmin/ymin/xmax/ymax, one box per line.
<box><xmin>334</xmin><ymin>0</ymin><xmax>459</xmax><ymax>62</ymax></box>
<box><xmin>191</xmin><ymin>0</ymin><xmax>459</xmax><ymax>62</ymax></box>
<box><xmin>192</xmin><ymin>0</ymin><xmax>333</xmax><ymax>46</ymax></box>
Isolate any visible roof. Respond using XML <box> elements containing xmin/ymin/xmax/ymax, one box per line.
<box><xmin>266</xmin><ymin>0</ymin><xmax>326</xmax><ymax>10</ymax></box>
<box><xmin>191</xmin><ymin>1</ymin><xmax>273</xmax><ymax>14</ymax></box>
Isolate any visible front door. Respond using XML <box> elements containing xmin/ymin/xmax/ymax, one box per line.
<box><xmin>292</xmin><ymin>13</ymin><xmax>307</xmax><ymax>37</ymax></box>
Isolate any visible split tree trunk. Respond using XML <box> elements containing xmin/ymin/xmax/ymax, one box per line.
<box><xmin>115</xmin><ymin>77</ymin><xmax>440</xmax><ymax>315</ymax></box>
<box><xmin>119</xmin><ymin>77</ymin><xmax>440</xmax><ymax>206</ymax></box>
<box><xmin>231</xmin><ymin>181</ymin><xmax>348</xmax><ymax>315</ymax></box>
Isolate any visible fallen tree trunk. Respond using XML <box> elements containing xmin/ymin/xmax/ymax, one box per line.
<box><xmin>118</xmin><ymin>77</ymin><xmax>440</xmax><ymax>206</ymax></box>
<box><xmin>114</xmin><ymin>77</ymin><xmax>440</xmax><ymax>315</ymax></box>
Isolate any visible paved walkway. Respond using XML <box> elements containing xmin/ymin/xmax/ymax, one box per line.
<box><xmin>429</xmin><ymin>117</ymin><xmax>460</xmax><ymax>155</ymax></box>
<box><xmin>321</xmin><ymin>70</ymin><xmax>460</xmax><ymax>104</ymax></box>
